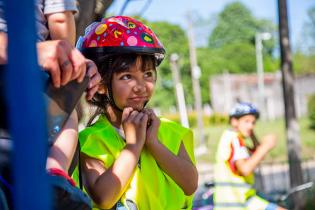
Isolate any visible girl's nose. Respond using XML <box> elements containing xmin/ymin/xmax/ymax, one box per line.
<box><xmin>133</xmin><ymin>80</ymin><xmax>146</xmax><ymax>92</ymax></box>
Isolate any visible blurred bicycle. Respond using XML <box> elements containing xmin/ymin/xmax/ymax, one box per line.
<box><xmin>193</xmin><ymin>181</ymin><xmax>315</xmax><ymax>210</ymax></box>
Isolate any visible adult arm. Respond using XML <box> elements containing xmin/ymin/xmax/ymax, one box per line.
<box><xmin>0</xmin><ymin>31</ymin><xmax>6</xmax><ymax>64</ymax></box>
<box><xmin>47</xmin><ymin>11</ymin><xmax>76</xmax><ymax>46</ymax></box>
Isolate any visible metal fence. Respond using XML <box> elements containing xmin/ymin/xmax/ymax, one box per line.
<box><xmin>255</xmin><ymin>158</ymin><xmax>315</xmax><ymax>195</ymax></box>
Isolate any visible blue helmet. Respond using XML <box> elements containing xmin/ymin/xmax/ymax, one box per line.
<box><xmin>229</xmin><ymin>102</ymin><xmax>260</xmax><ymax>119</ymax></box>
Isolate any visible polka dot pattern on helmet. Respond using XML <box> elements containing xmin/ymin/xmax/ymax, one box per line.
<box><xmin>81</xmin><ymin>16</ymin><xmax>164</xmax><ymax>49</ymax></box>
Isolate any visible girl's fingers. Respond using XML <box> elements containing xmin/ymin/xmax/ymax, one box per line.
<box><xmin>141</xmin><ymin>114</ymin><xmax>149</xmax><ymax>128</ymax></box>
<box><xmin>134</xmin><ymin>112</ymin><xmax>144</xmax><ymax>123</ymax></box>
<box><xmin>122</xmin><ymin>107</ymin><xmax>133</xmax><ymax>122</ymax></box>
<box><xmin>128</xmin><ymin>110</ymin><xmax>139</xmax><ymax>121</ymax></box>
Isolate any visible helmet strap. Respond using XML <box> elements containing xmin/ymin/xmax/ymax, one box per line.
<box><xmin>106</xmin><ymin>86</ymin><xmax>123</xmax><ymax>113</ymax></box>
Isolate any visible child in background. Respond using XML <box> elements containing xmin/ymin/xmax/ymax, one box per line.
<box><xmin>73</xmin><ymin>16</ymin><xmax>198</xmax><ymax>210</ymax></box>
<box><xmin>213</xmin><ymin>102</ymin><xmax>287</xmax><ymax>210</ymax></box>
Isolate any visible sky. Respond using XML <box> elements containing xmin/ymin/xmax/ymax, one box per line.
<box><xmin>107</xmin><ymin>0</ymin><xmax>314</xmax><ymax>50</ymax></box>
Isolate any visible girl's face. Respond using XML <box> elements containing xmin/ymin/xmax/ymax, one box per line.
<box><xmin>232</xmin><ymin>114</ymin><xmax>256</xmax><ymax>137</ymax></box>
<box><xmin>111</xmin><ymin>58</ymin><xmax>156</xmax><ymax>111</ymax></box>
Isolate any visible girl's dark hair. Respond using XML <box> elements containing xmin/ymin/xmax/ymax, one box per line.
<box><xmin>86</xmin><ymin>54</ymin><xmax>156</xmax><ymax>126</ymax></box>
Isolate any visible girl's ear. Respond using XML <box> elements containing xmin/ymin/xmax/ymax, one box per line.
<box><xmin>97</xmin><ymin>85</ymin><xmax>107</xmax><ymax>95</ymax></box>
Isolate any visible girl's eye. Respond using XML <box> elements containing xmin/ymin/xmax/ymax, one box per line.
<box><xmin>144</xmin><ymin>70</ymin><xmax>156</xmax><ymax>79</ymax></box>
<box><xmin>119</xmin><ymin>74</ymin><xmax>131</xmax><ymax>80</ymax></box>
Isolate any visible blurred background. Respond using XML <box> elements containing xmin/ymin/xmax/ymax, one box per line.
<box><xmin>75</xmin><ymin>0</ymin><xmax>315</xmax><ymax>208</ymax></box>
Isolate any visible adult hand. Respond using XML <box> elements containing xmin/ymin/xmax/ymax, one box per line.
<box><xmin>37</xmin><ymin>40</ymin><xmax>86</xmax><ymax>88</ymax></box>
<box><xmin>85</xmin><ymin>59</ymin><xmax>101</xmax><ymax>100</ymax></box>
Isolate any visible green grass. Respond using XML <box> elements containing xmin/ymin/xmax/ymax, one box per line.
<box><xmin>194</xmin><ymin>117</ymin><xmax>315</xmax><ymax>164</ymax></box>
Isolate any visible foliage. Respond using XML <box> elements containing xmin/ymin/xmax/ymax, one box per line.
<box><xmin>138</xmin><ymin>3</ymin><xmax>280</xmax><ymax>109</ymax></box>
<box><xmin>209</xmin><ymin>113</ymin><xmax>229</xmax><ymax>125</ymax></box>
<box><xmin>303</xmin><ymin>5</ymin><xmax>315</xmax><ymax>53</ymax></box>
<box><xmin>293</xmin><ymin>4</ymin><xmax>315</xmax><ymax>75</ymax></box>
<box><xmin>163</xmin><ymin>112</ymin><xmax>228</xmax><ymax>128</ymax></box>
<box><xmin>208</xmin><ymin>2</ymin><xmax>275</xmax><ymax>50</ymax></box>
<box><xmin>307</xmin><ymin>94</ymin><xmax>315</xmax><ymax>130</ymax></box>
<box><xmin>293</xmin><ymin>52</ymin><xmax>315</xmax><ymax>74</ymax></box>
<box><xmin>144</xmin><ymin>21</ymin><xmax>196</xmax><ymax>110</ymax></box>
<box><xmin>204</xmin><ymin>2</ymin><xmax>278</xmax><ymax>75</ymax></box>
<box><xmin>208</xmin><ymin>2</ymin><xmax>258</xmax><ymax>48</ymax></box>
<box><xmin>129</xmin><ymin>18</ymin><xmax>210</xmax><ymax>111</ymax></box>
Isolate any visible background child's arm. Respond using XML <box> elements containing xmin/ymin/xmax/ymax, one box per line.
<box><xmin>144</xmin><ymin>109</ymin><xmax>198</xmax><ymax>196</ymax></box>
<box><xmin>46</xmin><ymin>11</ymin><xmax>76</xmax><ymax>46</ymax></box>
<box><xmin>235</xmin><ymin>134</ymin><xmax>276</xmax><ymax>176</ymax></box>
<box><xmin>46</xmin><ymin>109</ymin><xmax>78</xmax><ymax>172</ymax></box>
<box><xmin>80</xmin><ymin>108</ymin><xmax>148</xmax><ymax>209</ymax></box>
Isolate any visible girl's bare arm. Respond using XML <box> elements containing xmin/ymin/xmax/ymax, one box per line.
<box><xmin>144</xmin><ymin>109</ymin><xmax>198</xmax><ymax>195</ymax></box>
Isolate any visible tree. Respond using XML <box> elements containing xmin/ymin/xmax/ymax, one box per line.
<box><xmin>308</xmin><ymin>94</ymin><xmax>315</xmax><ymax>130</ymax></box>
<box><xmin>304</xmin><ymin>5</ymin><xmax>315</xmax><ymax>53</ymax></box>
<box><xmin>293</xmin><ymin>52</ymin><xmax>315</xmax><ymax>74</ymax></box>
<box><xmin>208</xmin><ymin>2</ymin><xmax>258</xmax><ymax>48</ymax></box>
<box><xmin>205</xmin><ymin>2</ymin><xmax>277</xmax><ymax>75</ymax></box>
<box><xmin>144</xmin><ymin>21</ymin><xmax>192</xmax><ymax>110</ymax></box>
<box><xmin>278</xmin><ymin>0</ymin><xmax>303</xmax><ymax>209</ymax></box>
<box><xmin>293</xmin><ymin>5</ymin><xmax>315</xmax><ymax>75</ymax></box>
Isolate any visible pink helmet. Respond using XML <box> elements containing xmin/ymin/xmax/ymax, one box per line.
<box><xmin>76</xmin><ymin>16</ymin><xmax>165</xmax><ymax>66</ymax></box>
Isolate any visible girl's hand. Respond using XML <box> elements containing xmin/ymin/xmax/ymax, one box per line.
<box><xmin>121</xmin><ymin>107</ymin><xmax>148</xmax><ymax>149</ymax></box>
<box><xmin>142</xmin><ymin>109</ymin><xmax>160</xmax><ymax>149</ymax></box>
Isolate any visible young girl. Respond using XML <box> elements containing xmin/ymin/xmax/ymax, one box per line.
<box><xmin>74</xmin><ymin>16</ymin><xmax>198</xmax><ymax>209</ymax></box>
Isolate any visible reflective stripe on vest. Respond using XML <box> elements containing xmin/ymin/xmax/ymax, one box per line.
<box><xmin>215</xmin><ymin>182</ymin><xmax>252</xmax><ymax>188</ymax></box>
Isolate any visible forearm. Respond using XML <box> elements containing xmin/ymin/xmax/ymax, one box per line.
<box><xmin>236</xmin><ymin>144</ymin><xmax>270</xmax><ymax>176</ymax></box>
<box><xmin>47</xmin><ymin>11</ymin><xmax>76</xmax><ymax>45</ymax></box>
<box><xmin>91</xmin><ymin>144</ymin><xmax>142</xmax><ymax>209</ymax></box>
<box><xmin>147</xmin><ymin>142</ymin><xmax>198</xmax><ymax>195</ymax></box>
<box><xmin>46</xmin><ymin>110</ymin><xmax>78</xmax><ymax>172</ymax></box>
<box><xmin>0</xmin><ymin>32</ymin><xmax>7</xmax><ymax>64</ymax></box>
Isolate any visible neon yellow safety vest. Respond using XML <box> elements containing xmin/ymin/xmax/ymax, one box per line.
<box><xmin>213</xmin><ymin>129</ymin><xmax>256</xmax><ymax>210</ymax></box>
<box><xmin>73</xmin><ymin>115</ymin><xmax>195</xmax><ymax>210</ymax></box>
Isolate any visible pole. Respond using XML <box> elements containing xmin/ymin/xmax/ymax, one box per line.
<box><xmin>187</xmin><ymin>14</ymin><xmax>205</xmax><ymax>146</ymax></box>
<box><xmin>255</xmin><ymin>33</ymin><xmax>265</xmax><ymax>119</ymax></box>
<box><xmin>5</xmin><ymin>0</ymin><xmax>51</xmax><ymax>209</ymax></box>
<box><xmin>278</xmin><ymin>0</ymin><xmax>303</xmax><ymax>208</ymax></box>
<box><xmin>170</xmin><ymin>53</ymin><xmax>189</xmax><ymax>128</ymax></box>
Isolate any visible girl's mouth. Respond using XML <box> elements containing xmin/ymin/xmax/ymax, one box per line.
<box><xmin>129</xmin><ymin>97</ymin><xmax>147</xmax><ymax>102</ymax></box>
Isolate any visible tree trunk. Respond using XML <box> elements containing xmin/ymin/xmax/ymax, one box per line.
<box><xmin>278</xmin><ymin>0</ymin><xmax>304</xmax><ymax>209</ymax></box>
